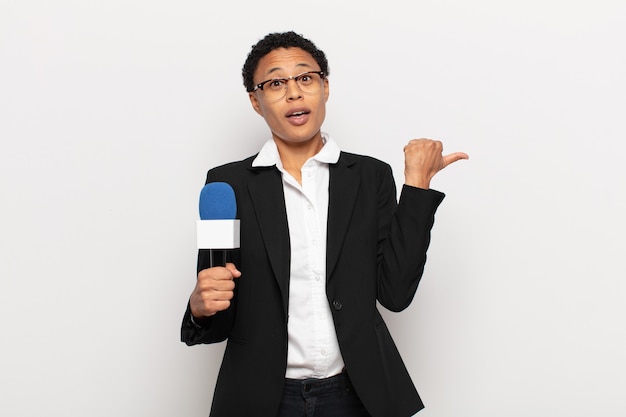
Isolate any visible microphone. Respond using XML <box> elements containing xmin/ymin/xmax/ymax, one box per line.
<box><xmin>197</xmin><ymin>182</ymin><xmax>240</xmax><ymax>267</ymax></box>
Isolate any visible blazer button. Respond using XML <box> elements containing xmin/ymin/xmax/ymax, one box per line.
<box><xmin>332</xmin><ymin>300</ymin><xmax>343</xmax><ymax>311</ymax></box>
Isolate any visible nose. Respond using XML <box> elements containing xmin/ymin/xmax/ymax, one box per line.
<box><xmin>285</xmin><ymin>79</ymin><xmax>302</xmax><ymax>101</ymax></box>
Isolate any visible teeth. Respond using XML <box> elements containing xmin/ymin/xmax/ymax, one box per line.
<box><xmin>291</xmin><ymin>111</ymin><xmax>305</xmax><ymax>116</ymax></box>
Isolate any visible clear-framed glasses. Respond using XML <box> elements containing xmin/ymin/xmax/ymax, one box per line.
<box><xmin>252</xmin><ymin>71</ymin><xmax>325</xmax><ymax>102</ymax></box>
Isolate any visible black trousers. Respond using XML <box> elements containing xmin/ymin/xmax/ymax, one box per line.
<box><xmin>276</xmin><ymin>373</ymin><xmax>371</xmax><ymax>417</ymax></box>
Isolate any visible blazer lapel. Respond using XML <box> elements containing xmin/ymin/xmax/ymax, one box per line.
<box><xmin>327</xmin><ymin>154</ymin><xmax>360</xmax><ymax>280</ymax></box>
<box><xmin>247</xmin><ymin>167</ymin><xmax>291</xmax><ymax>317</ymax></box>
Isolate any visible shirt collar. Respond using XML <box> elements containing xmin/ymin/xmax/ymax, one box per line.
<box><xmin>252</xmin><ymin>132</ymin><xmax>341</xmax><ymax>168</ymax></box>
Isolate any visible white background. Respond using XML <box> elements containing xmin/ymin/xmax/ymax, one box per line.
<box><xmin>1</xmin><ymin>1</ymin><xmax>625</xmax><ymax>416</ymax></box>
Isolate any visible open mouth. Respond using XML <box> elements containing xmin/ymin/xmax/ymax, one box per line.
<box><xmin>287</xmin><ymin>110</ymin><xmax>309</xmax><ymax>118</ymax></box>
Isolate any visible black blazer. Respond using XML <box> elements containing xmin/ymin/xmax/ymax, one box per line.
<box><xmin>182</xmin><ymin>151</ymin><xmax>445</xmax><ymax>417</ymax></box>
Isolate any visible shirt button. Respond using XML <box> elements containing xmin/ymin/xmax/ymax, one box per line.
<box><xmin>332</xmin><ymin>300</ymin><xmax>343</xmax><ymax>311</ymax></box>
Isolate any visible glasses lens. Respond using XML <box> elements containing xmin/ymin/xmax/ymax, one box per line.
<box><xmin>264</xmin><ymin>79</ymin><xmax>287</xmax><ymax>101</ymax></box>
<box><xmin>295</xmin><ymin>72</ymin><xmax>322</xmax><ymax>94</ymax></box>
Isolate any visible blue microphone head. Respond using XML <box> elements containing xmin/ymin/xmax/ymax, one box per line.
<box><xmin>199</xmin><ymin>182</ymin><xmax>237</xmax><ymax>220</ymax></box>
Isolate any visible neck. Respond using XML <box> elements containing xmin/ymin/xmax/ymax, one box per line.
<box><xmin>274</xmin><ymin>134</ymin><xmax>323</xmax><ymax>169</ymax></box>
<box><xmin>273</xmin><ymin>133</ymin><xmax>324</xmax><ymax>184</ymax></box>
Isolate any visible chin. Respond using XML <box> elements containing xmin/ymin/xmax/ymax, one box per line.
<box><xmin>276</xmin><ymin>130</ymin><xmax>320</xmax><ymax>144</ymax></box>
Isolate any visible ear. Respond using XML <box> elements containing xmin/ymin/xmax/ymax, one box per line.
<box><xmin>249</xmin><ymin>92</ymin><xmax>264</xmax><ymax>116</ymax></box>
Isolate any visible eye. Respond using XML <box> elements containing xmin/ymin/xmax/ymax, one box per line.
<box><xmin>267</xmin><ymin>79</ymin><xmax>285</xmax><ymax>91</ymax></box>
<box><xmin>298</xmin><ymin>74</ymin><xmax>313</xmax><ymax>85</ymax></box>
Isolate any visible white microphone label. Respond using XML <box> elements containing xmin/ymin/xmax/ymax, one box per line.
<box><xmin>196</xmin><ymin>219</ymin><xmax>240</xmax><ymax>249</ymax></box>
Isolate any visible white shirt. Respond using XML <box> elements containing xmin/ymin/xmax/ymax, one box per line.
<box><xmin>252</xmin><ymin>133</ymin><xmax>345</xmax><ymax>379</ymax></box>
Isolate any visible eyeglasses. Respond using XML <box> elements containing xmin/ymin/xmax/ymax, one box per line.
<box><xmin>252</xmin><ymin>71</ymin><xmax>325</xmax><ymax>102</ymax></box>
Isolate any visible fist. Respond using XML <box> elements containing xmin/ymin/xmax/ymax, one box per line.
<box><xmin>189</xmin><ymin>263</ymin><xmax>241</xmax><ymax>318</ymax></box>
<box><xmin>403</xmin><ymin>138</ymin><xmax>468</xmax><ymax>189</ymax></box>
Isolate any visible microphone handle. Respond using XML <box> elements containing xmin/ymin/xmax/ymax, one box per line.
<box><xmin>209</xmin><ymin>249</ymin><xmax>227</xmax><ymax>267</ymax></box>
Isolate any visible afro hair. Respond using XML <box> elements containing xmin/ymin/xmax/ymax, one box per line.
<box><xmin>242</xmin><ymin>31</ymin><xmax>329</xmax><ymax>92</ymax></box>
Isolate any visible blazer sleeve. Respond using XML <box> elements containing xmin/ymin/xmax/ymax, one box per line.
<box><xmin>376</xmin><ymin>173</ymin><xmax>445</xmax><ymax>312</ymax></box>
<box><xmin>180</xmin><ymin>301</ymin><xmax>235</xmax><ymax>345</ymax></box>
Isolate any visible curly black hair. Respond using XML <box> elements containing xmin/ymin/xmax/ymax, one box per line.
<box><xmin>242</xmin><ymin>31</ymin><xmax>329</xmax><ymax>92</ymax></box>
